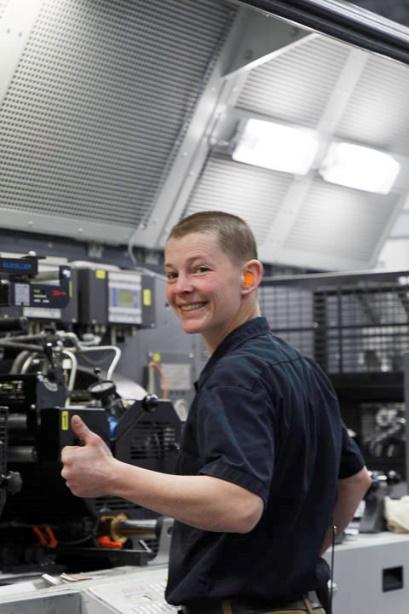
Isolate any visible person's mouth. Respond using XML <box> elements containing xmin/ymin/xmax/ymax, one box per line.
<box><xmin>178</xmin><ymin>302</ymin><xmax>207</xmax><ymax>312</ymax></box>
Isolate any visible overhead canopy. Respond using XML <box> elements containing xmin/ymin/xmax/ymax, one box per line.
<box><xmin>0</xmin><ymin>0</ymin><xmax>409</xmax><ymax>270</ymax></box>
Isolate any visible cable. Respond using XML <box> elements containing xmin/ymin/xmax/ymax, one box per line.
<box><xmin>57</xmin><ymin>534</ymin><xmax>97</xmax><ymax>546</ymax></box>
<box><xmin>329</xmin><ymin>524</ymin><xmax>336</xmax><ymax>614</ymax></box>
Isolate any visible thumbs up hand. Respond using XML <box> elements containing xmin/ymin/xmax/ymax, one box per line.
<box><xmin>70</xmin><ymin>414</ymin><xmax>111</xmax><ymax>452</ymax></box>
<box><xmin>61</xmin><ymin>415</ymin><xmax>117</xmax><ymax>498</ymax></box>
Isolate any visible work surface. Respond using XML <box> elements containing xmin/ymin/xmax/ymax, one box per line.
<box><xmin>324</xmin><ymin>532</ymin><xmax>409</xmax><ymax>614</ymax></box>
<box><xmin>0</xmin><ymin>532</ymin><xmax>408</xmax><ymax>613</ymax></box>
<box><xmin>0</xmin><ymin>564</ymin><xmax>176</xmax><ymax>613</ymax></box>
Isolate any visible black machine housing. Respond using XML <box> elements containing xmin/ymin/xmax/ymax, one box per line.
<box><xmin>0</xmin><ymin>254</ymin><xmax>180</xmax><ymax>573</ymax></box>
<box><xmin>0</xmin><ymin>378</ymin><xmax>181</xmax><ymax>573</ymax></box>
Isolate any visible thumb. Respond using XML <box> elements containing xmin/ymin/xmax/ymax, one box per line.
<box><xmin>71</xmin><ymin>414</ymin><xmax>98</xmax><ymax>445</ymax></box>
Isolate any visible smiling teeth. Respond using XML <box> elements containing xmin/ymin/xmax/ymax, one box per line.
<box><xmin>180</xmin><ymin>303</ymin><xmax>205</xmax><ymax>311</ymax></box>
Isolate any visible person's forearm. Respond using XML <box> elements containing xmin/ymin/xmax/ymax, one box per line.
<box><xmin>320</xmin><ymin>467</ymin><xmax>372</xmax><ymax>553</ymax></box>
<box><xmin>110</xmin><ymin>458</ymin><xmax>263</xmax><ymax>533</ymax></box>
<box><xmin>61</xmin><ymin>415</ymin><xmax>263</xmax><ymax>533</ymax></box>
<box><xmin>333</xmin><ymin>467</ymin><xmax>372</xmax><ymax>533</ymax></box>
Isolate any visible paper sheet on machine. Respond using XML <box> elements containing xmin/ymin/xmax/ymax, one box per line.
<box><xmin>87</xmin><ymin>567</ymin><xmax>178</xmax><ymax>613</ymax></box>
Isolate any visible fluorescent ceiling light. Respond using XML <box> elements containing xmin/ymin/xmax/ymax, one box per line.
<box><xmin>319</xmin><ymin>142</ymin><xmax>400</xmax><ymax>194</ymax></box>
<box><xmin>232</xmin><ymin>119</ymin><xmax>319</xmax><ymax>175</ymax></box>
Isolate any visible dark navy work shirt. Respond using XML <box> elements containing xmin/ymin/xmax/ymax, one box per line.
<box><xmin>165</xmin><ymin>317</ymin><xmax>364</xmax><ymax>605</ymax></box>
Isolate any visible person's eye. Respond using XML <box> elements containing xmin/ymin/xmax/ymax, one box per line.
<box><xmin>165</xmin><ymin>271</ymin><xmax>177</xmax><ymax>282</ymax></box>
<box><xmin>195</xmin><ymin>265</ymin><xmax>210</xmax><ymax>274</ymax></box>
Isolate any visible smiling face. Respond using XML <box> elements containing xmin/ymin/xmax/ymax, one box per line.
<box><xmin>165</xmin><ymin>231</ymin><xmax>260</xmax><ymax>353</ymax></box>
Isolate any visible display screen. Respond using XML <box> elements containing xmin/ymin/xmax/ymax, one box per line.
<box><xmin>0</xmin><ymin>259</ymin><xmax>36</xmax><ymax>274</ymax></box>
<box><xmin>117</xmin><ymin>288</ymin><xmax>136</xmax><ymax>307</ymax></box>
<box><xmin>108</xmin><ymin>272</ymin><xmax>143</xmax><ymax>324</ymax></box>
<box><xmin>110</xmin><ymin>287</ymin><xmax>140</xmax><ymax>309</ymax></box>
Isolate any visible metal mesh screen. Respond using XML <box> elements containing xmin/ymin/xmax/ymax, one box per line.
<box><xmin>0</xmin><ymin>0</ymin><xmax>234</xmax><ymax>241</ymax></box>
<box><xmin>261</xmin><ymin>271</ymin><xmax>409</xmax><ymax>375</ymax></box>
<box><xmin>130</xmin><ymin>421</ymin><xmax>177</xmax><ymax>461</ymax></box>
<box><xmin>260</xmin><ymin>285</ymin><xmax>315</xmax><ymax>359</ymax></box>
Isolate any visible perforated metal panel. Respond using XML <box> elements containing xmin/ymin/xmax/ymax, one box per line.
<box><xmin>336</xmin><ymin>53</ymin><xmax>409</xmax><ymax>154</ymax></box>
<box><xmin>283</xmin><ymin>180</ymin><xmax>398</xmax><ymax>263</ymax></box>
<box><xmin>236</xmin><ymin>36</ymin><xmax>351</xmax><ymax>128</ymax></box>
<box><xmin>0</xmin><ymin>0</ymin><xmax>234</xmax><ymax>243</ymax></box>
<box><xmin>183</xmin><ymin>153</ymin><xmax>293</xmax><ymax>246</ymax></box>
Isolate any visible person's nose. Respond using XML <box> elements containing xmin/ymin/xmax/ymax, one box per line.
<box><xmin>174</xmin><ymin>272</ymin><xmax>194</xmax><ymax>294</ymax></box>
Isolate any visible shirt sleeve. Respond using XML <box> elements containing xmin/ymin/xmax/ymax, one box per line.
<box><xmin>195</xmin><ymin>383</ymin><xmax>275</xmax><ymax>505</ymax></box>
<box><xmin>338</xmin><ymin>424</ymin><xmax>365</xmax><ymax>479</ymax></box>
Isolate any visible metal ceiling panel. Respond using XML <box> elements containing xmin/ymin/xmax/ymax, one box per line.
<box><xmin>236</xmin><ymin>36</ymin><xmax>351</xmax><ymax>127</ymax></box>
<box><xmin>223</xmin><ymin>25</ymin><xmax>409</xmax><ymax>271</ymax></box>
<box><xmin>182</xmin><ymin>153</ymin><xmax>293</xmax><ymax>246</ymax></box>
<box><xmin>389</xmin><ymin>211</ymin><xmax>409</xmax><ymax>237</ymax></box>
<box><xmin>336</xmin><ymin>54</ymin><xmax>409</xmax><ymax>154</ymax></box>
<box><xmin>279</xmin><ymin>180</ymin><xmax>400</xmax><ymax>268</ymax></box>
<box><xmin>0</xmin><ymin>0</ymin><xmax>9</xmax><ymax>19</ymax></box>
<box><xmin>0</xmin><ymin>0</ymin><xmax>233</xmax><ymax>244</ymax></box>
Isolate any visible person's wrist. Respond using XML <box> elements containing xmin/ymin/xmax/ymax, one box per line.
<box><xmin>106</xmin><ymin>456</ymin><xmax>125</xmax><ymax>497</ymax></box>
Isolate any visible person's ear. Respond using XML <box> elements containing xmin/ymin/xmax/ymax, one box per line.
<box><xmin>241</xmin><ymin>260</ymin><xmax>263</xmax><ymax>292</ymax></box>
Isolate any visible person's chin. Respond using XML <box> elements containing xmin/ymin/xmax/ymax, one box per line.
<box><xmin>179</xmin><ymin>307</ymin><xmax>208</xmax><ymax>332</ymax></box>
<box><xmin>179</xmin><ymin>313</ymin><xmax>208</xmax><ymax>335</ymax></box>
<box><xmin>181</xmin><ymin>321</ymin><xmax>204</xmax><ymax>335</ymax></box>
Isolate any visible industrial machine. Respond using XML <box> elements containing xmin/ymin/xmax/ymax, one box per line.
<box><xmin>0</xmin><ymin>254</ymin><xmax>70</xmax><ymax>314</ymax></box>
<box><xmin>0</xmin><ymin>255</ymin><xmax>181</xmax><ymax>575</ymax></box>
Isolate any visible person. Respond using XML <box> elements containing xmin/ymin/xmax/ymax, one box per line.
<box><xmin>61</xmin><ymin>211</ymin><xmax>371</xmax><ymax>614</ymax></box>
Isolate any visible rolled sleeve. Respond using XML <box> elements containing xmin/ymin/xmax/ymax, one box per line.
<box><xmin>338</xmin><ymin>424</ymin><xmax>365</xmax><ymax>479</ymax></box>
<box><xmin>195</xmin><ymin>384</ymin><xmax>275</xmax><ymax>505</ymax></box>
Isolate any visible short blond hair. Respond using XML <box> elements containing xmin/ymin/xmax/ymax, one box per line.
<box><xmin>167</xmin><ymin>211</ymin><xmax>258</xmax><ymax>264</ymax></box>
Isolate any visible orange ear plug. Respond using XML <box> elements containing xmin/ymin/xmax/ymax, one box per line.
<box><xmin>243</xmin><ymin>272</ymin><xmax>254</xmax><ymax>287</ymax></box>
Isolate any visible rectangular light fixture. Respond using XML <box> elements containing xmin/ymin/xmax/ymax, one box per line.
<box><xmin>319</xmin><ymin>142</ymin><xmax>400</xmax><ymax>194</ymax></box>
<box><xmin>232</xmin><ymin>118</ymin><xmax>319</xmax><ymax>175</ymax></box>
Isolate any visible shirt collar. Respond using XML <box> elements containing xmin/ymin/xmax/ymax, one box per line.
<box><xmin>195</xmin><ymin>316</ymin><xmax>270</xmax><ymax>390</ymax></box>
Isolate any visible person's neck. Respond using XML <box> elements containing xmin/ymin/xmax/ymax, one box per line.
<box><xmin>205</xmin><ymin>303</ymin><xmax>261</xmax><ymax>355</ymax></box>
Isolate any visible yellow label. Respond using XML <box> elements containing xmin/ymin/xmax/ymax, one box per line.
<box><xmin>61</xmin><ymin>410</ymin><xmax>69</xmax><ymax>431</ymax></box>
<box><xmin>152</xmin><ymin>352</ymin><xmax>161</xmax><ymax>362</ymax></box>
<box><xmin>69</xmin><ymin>280</ymin><xmax>73</xmax><ymax>298</ymax></box>
<box><xmin>96</xmin><ymin>269</ymin><xmax>106</xmax><ymax>279</ymax></box>
<box><xmin>143</xmin><ymin>288</ymin><xmax>152</xmax><ymax>306</ymax></box>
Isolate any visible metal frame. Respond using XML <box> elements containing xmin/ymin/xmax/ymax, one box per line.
<box><xmin>236</xmin><ymin>0</ymin><xmax>409</xmax><ymax>65</ymax></box>
<box><xmin>262</xmin><ymin>268</ymin><xmax>409</xmax><ymax>288</ymax></box>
